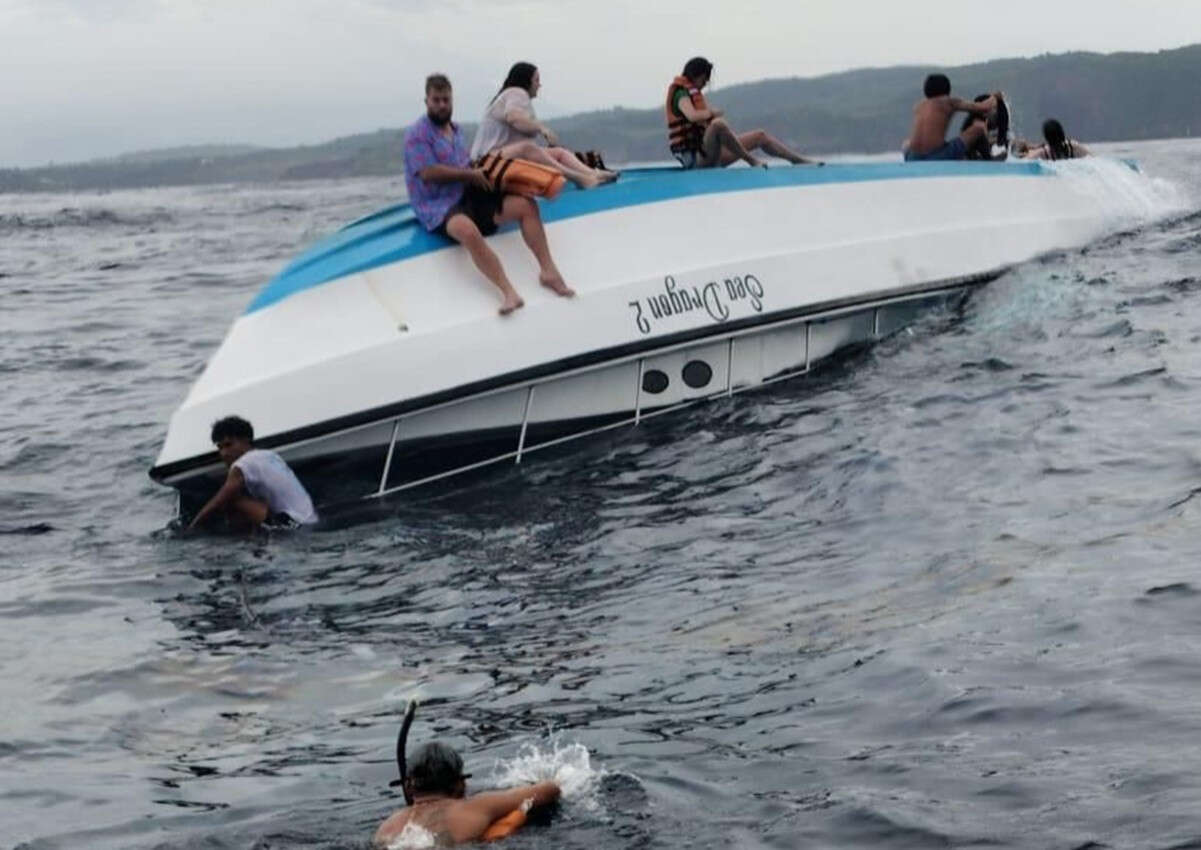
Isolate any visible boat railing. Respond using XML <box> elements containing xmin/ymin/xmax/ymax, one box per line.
<box><xmin>345</xmin><ymin>274</ymin><xmax>988</xmax><ymax>501</ymax></box>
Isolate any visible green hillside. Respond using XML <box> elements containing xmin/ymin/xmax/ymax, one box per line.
<box><xmin>3</xmin><ymin>44</ymin><xmax>1199</xmax><ymax>193</ymax></box>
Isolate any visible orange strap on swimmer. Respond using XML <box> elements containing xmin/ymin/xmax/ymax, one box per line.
<box><xmin>475</xmin><ymin>153</ymin><xmax>566</xmax><ymax>199</ymax></box>
<box><xmin>481</xmin><ymin>807</ymin><xmax>527</xmax><ymax>841</ymax></box>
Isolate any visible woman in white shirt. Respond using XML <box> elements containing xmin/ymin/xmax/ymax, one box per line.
<box><xmin>471</xmin><ymin>62</ymin><xmax>617</xmax><ymax>189</ymax></box>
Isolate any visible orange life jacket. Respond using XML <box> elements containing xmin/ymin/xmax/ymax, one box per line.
<box><xmin>665</xmin><ymin>75</ymin><xmax>709</xmax><ymax>153</ymax></box>
<box><xmin>475</xmin><ymin>152</ymin><xmax>566</xmax><ymax>199</ymax></box>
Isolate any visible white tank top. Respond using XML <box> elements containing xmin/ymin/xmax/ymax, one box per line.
<box><xmin>233</xmin><ymin>449</ymin><xmax>318</xmax><ymax>524</ymax></box>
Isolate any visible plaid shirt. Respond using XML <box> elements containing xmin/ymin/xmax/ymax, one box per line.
<box><xmin>404</xmin><ymin>114</ymin><xmax>469</xmax><ymax>231</ymax></box>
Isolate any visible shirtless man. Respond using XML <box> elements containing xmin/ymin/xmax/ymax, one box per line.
<box><xmin>373</xmin><ymin>742</ymin><xmax>560</xmax><ymax>847</ymax></box>
<box><xmin>903</xmin><ymin>73</ymin><xmax>1000</xmax><ymax>161</ymax></box>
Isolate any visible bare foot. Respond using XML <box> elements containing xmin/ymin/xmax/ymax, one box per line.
<box><xmin>598</xmin><ymin>170</ymin><xmax>620</xmax><ymax>183</ymax></box>
<box><xmin>574</xmin><ymin>172</ymin><xmax>601</xmax><ymax>189</ymax></box>
<box><xmin>499</xmin><ymin>293</ymin><xmax>525</xmax><ymax>315</ymax></box>
<box><xmin>540</xmin><ymin>270</ymin><xmax>575</xmax><ymax>297</ymax></box>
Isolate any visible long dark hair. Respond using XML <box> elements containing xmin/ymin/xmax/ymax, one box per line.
<box><xmin>1042</xmin><ymin>119</ymin><xmax>1072</xmax><ymax>160</ymax></box>
<box><xmin>958</xmin><ymin>93</ymin><xmax>1009</xmax><ymax>159</ymax></box>
<box><xmin>493</xmin><ymin>62</ymin><xmax>537</xmax><ymax>102</ymax></box>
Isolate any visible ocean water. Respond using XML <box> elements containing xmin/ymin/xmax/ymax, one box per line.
<box><xmin>4</xmin><ymin>139</ymin><xmax>1201</xmax><ymax>849</ymax></box>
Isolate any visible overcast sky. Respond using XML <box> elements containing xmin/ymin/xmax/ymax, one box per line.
<box><xmin>2</xmin><ymin>0</ymin><xmax>1198</xmax><ymax>168</ymax></box>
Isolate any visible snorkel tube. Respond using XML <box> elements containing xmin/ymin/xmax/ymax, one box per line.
<box><xmin>384</xmin><ymin>700</ymin><xmax>529</xmax><ymax>840</ymax></box>
<box><xmin>389</xmin><ymin>700</ymin><xmax>419</xmax><ymax>804</ymax></box>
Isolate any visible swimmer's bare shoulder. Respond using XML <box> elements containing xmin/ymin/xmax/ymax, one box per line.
<box><xmin>373</xmin><ymin>781</ymin><xmax>560</xmax><ymax>847</ymax></box>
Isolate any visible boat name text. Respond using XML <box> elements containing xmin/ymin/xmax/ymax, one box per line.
<box><xmin>628</xmin><ymin>273</ymin><xmax>764</xmax><ymax>335</ymax></box>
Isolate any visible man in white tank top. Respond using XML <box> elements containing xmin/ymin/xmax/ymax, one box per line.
<box><xmin>186</xmin><ymin>416</ymin><xmax>317</xmax><ymax>533</ymax></box>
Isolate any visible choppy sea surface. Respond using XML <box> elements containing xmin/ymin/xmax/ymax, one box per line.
<box><xmin>5</xmin><ymin>139</ymin><xmax>1201</xmax><ymax>849</ymax></box>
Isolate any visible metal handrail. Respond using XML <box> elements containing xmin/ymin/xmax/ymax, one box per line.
<box><xmin>364</xmin><ymin>280</ymin><xmax>977</xmax><ymax>500</ymax></box>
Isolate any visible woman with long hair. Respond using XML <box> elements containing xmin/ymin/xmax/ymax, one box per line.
<box><xmin>1021</xmin><ymin>119</ymin><xmax>1090</xmax><ymax>160</ymax></box>
<box><xmin>470</xmin><ymin>62</ymin><xmax>616</xmax><ymax>189</ymax></box>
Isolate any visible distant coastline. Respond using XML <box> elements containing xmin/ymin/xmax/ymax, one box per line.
<box><xmin>3</xmin><ymin>44</ymin><xmax>1199</xmax><ymax>193</ymax></box>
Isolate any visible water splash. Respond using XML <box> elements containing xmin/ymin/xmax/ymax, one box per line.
<box><xmin>1046</xmin><ymin>157</ymin><xmax>1189</xmax><ymax>223</ymax></box>
<box><xmin>383</xmin><ymin>821</ymin><xmax>436</xmax><ymax>849</ymax></box>
<box><xmin>486</xmin><ymin>739</ymin><xmax>608</xmax><ymax>812</ymax></box>
<box><xmin>966</xmin><ymin>264</ymin><xmax>1093</xmax><ymax>336</ymax></box>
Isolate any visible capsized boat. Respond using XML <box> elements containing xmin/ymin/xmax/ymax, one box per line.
<box><xmin>150</xmin><ymin>159</ymin><xmax>1153</xmax><ymax>513</ymax></box>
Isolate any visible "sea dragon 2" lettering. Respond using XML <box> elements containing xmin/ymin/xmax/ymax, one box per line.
<box><xmin>628</xmin><ymin>273</ymin><xmax>765</xmax><ymax>335</ymax></box>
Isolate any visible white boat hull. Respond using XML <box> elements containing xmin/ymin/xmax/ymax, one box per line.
<box><xmin>150</xmin><ymin>160</ymin><xmax>1153</xmax><ymax>510</ymax></box>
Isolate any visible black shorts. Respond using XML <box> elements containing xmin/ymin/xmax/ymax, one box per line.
<box><xmin>434</xmin><ymin>184</ymin><xmax>502</xmax><ymax>238</ymax></box>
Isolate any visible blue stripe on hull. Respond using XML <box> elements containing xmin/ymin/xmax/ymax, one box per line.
<box><xmin>247</xmin><ymin>160</ymin><xmax>1051</xmax><ymax>314</ymax></box>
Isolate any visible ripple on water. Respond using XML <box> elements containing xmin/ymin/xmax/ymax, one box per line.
<box><xmin>5</xmin><ymin>149</ymin><xmax>1201</xmax><ymax>849</ymax></box>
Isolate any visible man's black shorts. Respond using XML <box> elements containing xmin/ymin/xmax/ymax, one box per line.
<box><xmin>434</xmin><ymin>185</ymin><xmax>502</xmax><ymax>238</ymax></box>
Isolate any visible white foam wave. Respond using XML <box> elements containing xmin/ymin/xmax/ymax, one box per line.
<box><xmin>384</xmin><ymin>821</ymin><xmax>436</xmax><ymax>850</ymax></box>
<box><xmin>1046</xmin><ymin>156</ymin><xmax>1189</xmax><ymax>223</ymax></box>
<box><xmin>486</xmin><ymin>739</ymin><xmax>607</xmax><ymax>813</ymax></box>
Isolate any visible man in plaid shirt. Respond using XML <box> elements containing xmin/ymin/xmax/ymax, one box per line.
<box><xmin>404</xmin><ymin>74</ymin><xmax>574</xmax><ymax>315</ymax></box>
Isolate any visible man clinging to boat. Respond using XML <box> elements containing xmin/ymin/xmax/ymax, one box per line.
<box><xmin>903</xmin><ymin>73</ymin><xmax>1001</xmax><ymax>161</ymax></box>
<box><xmin>373</xmin><ymin>742</ymin><xmax>560</xmax><ymax>847</ymax></box>
<box><xmin>403</xmin><ymin>73</ymin><xmax>574</xmax><ymax>315</ymax></box>
<box><xmin>666</xmin><ymin>56</ymin><xmax>820</xmax><ymax>169</ymax></box>
<box><xmin>186</xmin><ymin>415</ymin><xmax>318</xmax><ymax>533</ymax></box>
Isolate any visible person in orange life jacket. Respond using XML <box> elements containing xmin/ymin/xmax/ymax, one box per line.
<box><xmin>666</xmin><ymin>56</ymin><xmax>820</xmax><ymax>169</ymax></box>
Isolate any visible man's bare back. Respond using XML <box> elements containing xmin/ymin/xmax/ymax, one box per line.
<box><xmin>906</xmin><ymin>94</ymin><xmax>995</xmax><ymax>157</ymax></box>
<box><xmin>373</xmin><ymin>781</ymin><xmax>560</xmax><ymax>847</ymax></box>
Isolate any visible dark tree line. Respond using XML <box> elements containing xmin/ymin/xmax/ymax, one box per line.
<box><xmin>4</xmin><ymin>45</ymin><xmax>1199</xmax><ymax>193</ymax></box>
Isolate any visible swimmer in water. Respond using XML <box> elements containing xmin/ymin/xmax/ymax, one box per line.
<box><xmin>373</xmin><ymin>742</ymin><xmax>560</xmax><ymax>847</ymax></box>
<box><xmin>1020</xmin><ymin>119</ymin><xmax>1091</xmax><ymax>161</ymax></box>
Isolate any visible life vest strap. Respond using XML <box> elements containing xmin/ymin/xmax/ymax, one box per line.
<box><xmin>473</xmin><ymin>153</ymin><xmax>566</xmax><ymax>200</ymax></box>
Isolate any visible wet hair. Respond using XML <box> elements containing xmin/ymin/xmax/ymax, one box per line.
<box><xmin>960</xmin><ymin>93</ymin><xmax>991</xmax><ymax>133</ymax></box>
<box><xmin>1042</xmin><ymin>119</ymin><xmax>1072</xmax><ymax>160</ymax></box>
<box><xmin>683</xmin><ymin>56</ymin><xmax>713</xmax><ymax>83</ymax></box>
<box><xmin>498</xmin><ymin>62</ymin><xmax>538</xmax><ymax>97</ymax></box>
<box><xmin>211</xmin><ymin>415</ymin><xmax>253</xmax><ymax>444</ymax></box>
<box><xmin>425</xmin><ymin>73</ymin><xmax>452</xmax><ymax>95</ymax></box>
<box><xmin>923</xmin><ymin>73</ymin><xmax>951</xmax><ymax>98</ymax></box>
<box><xmin>958</xmin><ymin>93</ymin><xmax>995</xmax><ymax>161</ymax></box>
<box><xmin>407</xmin><ymin>742</ymin><xmax>467</xmax><ymax>795</ymax></box>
